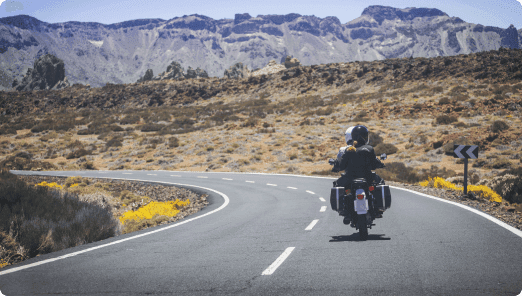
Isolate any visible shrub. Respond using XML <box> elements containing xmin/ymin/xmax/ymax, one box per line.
<box><xmin>140</xmin><ymin>123</ymin><xmax>164</xmax><ymax>132</ymax></box>
<box><xmin>486</xmin><ymin>157</ymin><xmax>511</xmax><ymax>169</ymax></box>
<box><xmin>435</xmin><ymin>115</ymin><xmax>458</xmax><ymax>125</ymax></box>
<box><xmin>106</xmin><ymin>137</ymin><xmax>123</xmax><ymax>148</ymax></box>
<box><xmin>438</xmin><ymin>97</ymin><xmax>451</xmax><ymax>104</ymax></box>
<box><xmin>374</xmin><ymin>143</ymin><xmax>398</xmax><ymax>155</ymax></box>
<box><xmin>66</xmin><ymin>148</ymin><xmax>90</xmax><ymax>159</ymax></box>
<box><xmin>0</xmin><ymin>156</ymin><xmax>57</xmax><ymax>170</ymax></box>
<box><xmin>0</xmin><ymin>171</ymin><xmax>119</xmax><ymax>262</ymax></box>
<box><xmin>168</xmin><ymin>137</ymin><xmax>179</xmax><ymax>148</ymax></box>
<box><xmin>496</xmin><ymin>167</ymin><xmax>522</xmax><ymax>204</ymax></box>
<box><xmin>490</xmin><ymin>120</ymin><xmax>509</xmax><ymax>133</ymax></box>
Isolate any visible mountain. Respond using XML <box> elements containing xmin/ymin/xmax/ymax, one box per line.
<box><xmin>0</xmin><ymin>5</ymin><xmax>519</xmax><ymax>90</ymax></box>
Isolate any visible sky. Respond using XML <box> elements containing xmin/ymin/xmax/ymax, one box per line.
<box><xmin>0</xmin><ymin>0</ymin><xmax>521</xmax><ymax>29</ymax></box>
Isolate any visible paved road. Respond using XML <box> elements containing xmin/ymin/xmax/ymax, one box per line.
<box><xmin>1</xmin><ymin>170</ymin><xmax>522</xmax><ymax>295</ymax></box>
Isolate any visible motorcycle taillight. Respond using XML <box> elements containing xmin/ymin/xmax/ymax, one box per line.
<box><xmin>369</xmin><ymin>186</ymin><xmax>374</xmax><ymax>192</ymax></box>
<box><xmin>357</xmin><ymin>194</ymin><xmax>364</xmax><ymax>200</ymax></box>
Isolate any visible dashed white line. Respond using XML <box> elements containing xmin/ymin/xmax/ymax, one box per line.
<box><xmin>246</xmin><ymin>181</ymin><xmax>255</xmax><ymax>183</ymax></box>
<box><xmin>222</xmin><ymin>178</ymin><xmax>233</xmax><ymax>180</ymax></box>
<box><xmin>170</xmin><ymin>175</ymin><xmax>181</xmax><ymax>177</ymax></box>
<box><xmin>261</xmin><ymin>247</ymin><xmax>295</xmax><ymax>275</ymax></box>
<box><xmin>320</xmin><ymin>206</ymin><xmax>327</xmax><ymax>212</ymax></box>
<box><xmin>305</xmin><ymin>219</ymin><xmax>319</xmax><ymax>231</ymax></box>
<box><xmin>197</xmin><ymin>176</ymin><xmax>208</xmax><ymax>179</ymax></box>
<box><xmin>122</xmin><ymin>173</ymin><xmax>133</xmax><ymax>175</ymax></box>
<box><xmin>267</xmin><ymin>183</ymin><xmax>277</xmax><ymax>186</ymax></box>
<box><xmin>287</xmin><ymin>187</ymin><xmax>298</xmax><ymax>190</ymax></box>
<box><xmin>306</xmin><ymin>190</ymin><xmax>315</xmax><ymax>195</ymax></box>
<box><xmin>319</xmin><ymin>197</ymin><xmax>326</xmax><ymax>202</ymax></box>
<box><xmin>147</xmin><ymin>174</ymin><xmax>157</xmax><ymax>176</ymax></box>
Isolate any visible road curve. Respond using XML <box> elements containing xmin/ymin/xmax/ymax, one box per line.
<box><xmin>1</xmin><ymin>170</ymin><xmax>521</xmax><ymax>296</ymax></box>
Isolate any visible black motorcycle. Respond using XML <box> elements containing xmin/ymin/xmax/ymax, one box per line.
<box><xmin>329</xmin><ymin>154</ymin><xmax>391</xmax><ymax>240</ymax></box>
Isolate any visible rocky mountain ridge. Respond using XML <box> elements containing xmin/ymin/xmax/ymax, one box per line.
<box><xmin>0</xmin><ymin>5</ymin><xmax>519</xmax><ymax>90</ymax></box>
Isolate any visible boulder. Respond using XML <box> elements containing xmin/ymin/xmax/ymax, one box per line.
<box><xmin>224</xmin><ymin>62</ymin><xmax>250</xmax><ymax>79</ymax></box>
<box><xmin>137</xmin><ymin>69</ymin><xmax>153</xmax><ymax>83</ymax></box>
<box><xmin>284</xmin><ymin>56</ymin><xmax>301</xmax><ymax>68</ymax></box>
<box><xmin>14</xmin><ymin>54</ymin><xmax>70</xmax><ymax>91</ymax></box>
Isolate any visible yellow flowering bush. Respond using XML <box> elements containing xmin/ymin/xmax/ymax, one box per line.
<box><xmin>69</xmin><ymin>183</ymin><xmax>79</xmax><ymax>188</ymax></box>
<box><xmin>36</xmin><ymin>181</ymin><xmax>63</xmax><ymax>189</ymax></box>
<box><xmin>0</xmin><ymin>258</ymin><xmax>8</xmax><ymax>268</ymax></box>
<box><xmin>119</xmin><ymin>199</ymin><xmax>190</xmax><ymax>224</ymax></box>
<box><xmin>419</xmin><ymin>177</ymin><xmax>502</xmax><ymax>202</ymax></box>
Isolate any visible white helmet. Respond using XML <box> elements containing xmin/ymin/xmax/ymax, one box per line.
<box><xmin>344</xmin><ymin>126</ymin><xmax>355</xmax><ymax>145</ymax></box>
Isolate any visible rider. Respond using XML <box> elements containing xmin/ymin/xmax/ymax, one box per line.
<box><xmin>332</xmin><ymin>126</ymin><xmax>355</xmax><ymax>173</ymax></box>
<box><xmin>332</xmin><ymin>125</ymin><xmax>384</xmax><ymax>221</ymax></box>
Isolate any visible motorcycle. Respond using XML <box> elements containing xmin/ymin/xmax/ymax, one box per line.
<box><xmin>329</xmin><ymin>154</ymin><xmax>391</xmax><ymax>241</ymax></box>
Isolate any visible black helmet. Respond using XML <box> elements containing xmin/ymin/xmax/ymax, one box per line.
<box><xmin>351</xmin><ymin>125</ymin><xmax>369</xmax><ymax>146</ymax></box>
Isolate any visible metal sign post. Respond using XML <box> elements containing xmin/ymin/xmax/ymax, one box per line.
<box><xmin>454</xmin><ymin>145</ymin><xmax>479</xmax><ymax>195</ymax></box>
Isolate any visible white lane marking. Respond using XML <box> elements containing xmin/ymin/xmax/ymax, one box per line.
<box><xmin>122</xmin><ymin>173</ymin><xmax>132</xmax><ymax>175</ymax></box>
<box><xmin>305</xmin><ymin>219</ymin><xmax>319</xmax><ymax>231</ymax></box>
<box><xmin>261</xmin><ymin>247</ymin><xmax>295</xmax><ymax>275</ymax></box>
<box><xmin>147</xmin><ymin>174</ymin><xmax>157</xmax><ymax>176</ymax></box>
<box><xmin>319</xmin><ymin>197</ymin><xmax>326</xmax><ymax>202</ymax></box>
<box><xmin>320</xmin><ymin>206</ymin><xmax>327</xmax><ymax>212</ymax></box>
<box><xmin>197</xmin><ymin>176</ymin><xmax>208</xmax><ymax>179</ymax></box>
<box><xmin>391</xmin><ymin>186</ymin><xmax>522</xmax><ymax>239</ymax></box>
<box><xmin>170</xmin><ymin>175</ymin><xmax>181</xmax><ymax>177</ymax></box>
<box><xmin>267</xmin><ymin>183</ymin><xmax>277</xmax><ymax>186</ymax></box>
<box><xmin>287</xmin><ymin>187</ymin><xmax>297</xmax><ymax>190</ymax></box>
<box><xmin>246</xmin><ymin>181</ymin><xmax>255</xmax><ymax>183</ymax></box>
<box><xmin>306</xmin><ymin>190</ymin><xmax>315</xmax><ymax>195</ymax></box>
<box><xmin>0</xmin><ymin>180</ymin><xmax>230</xmax><ymax>276</ymax></box>
<box><xmin>222</xmin><ymin>178</ymin><xmax>233</xmax><ymax>180</ymax></box>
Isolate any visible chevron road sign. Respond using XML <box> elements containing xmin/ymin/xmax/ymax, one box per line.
<box><xmin>454</xmin><ymin>145</ymin><xmax>479</xmax><ymax>159</ymax></box>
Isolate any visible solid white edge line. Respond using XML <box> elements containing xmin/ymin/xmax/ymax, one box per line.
<box><xmin>0</xmin><ymin>179</ymin><xmax>230</xmax><ymax>276</ymax></box>
<box><xmin>320</xmin><ymin>206</ymin><xmax>327</xmax><ymax>212</ymax></box>
<box><xmin>390</xmin><ymin>186</ymin><xmax>522</xmax><ymax>239</ymax></box>
<box><xmin>305</xmin><ymin>219</ymin><xmax>319</xmax><ymax>231</ymax></box>
<box><xmin>319</xmin><ymin>197</ymin><xmax>326</xmax><ymax>202</ymax></box>
<box><xmin>287</xmin><ymin>187</ymin><xmax>297</xmax><ymax>190</ymax></box>
<box><xmin>261</xmin><ymin>247</ymin><xmax>295</xmax><ymax>275</ymax></box>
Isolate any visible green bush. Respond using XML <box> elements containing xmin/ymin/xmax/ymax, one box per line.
<box><xmin>168</xmin><ymin>137</ymin><xmax>179</xmax><ymax>148</ymax></box>
<box><xmin>374</xmin><ymin>143</ymin><xmax>398</xmax><ymax>155</ymax></box>
<box><xmin>486</xmin><ymin>157</ymin><xmax>511</xmax><ymax>169</ymax></box>
<box><xmin>140</xmin><ymin>123</ymin><xmax>164</xmax><ymax>132</ymax></box>
<box><xmin>490</xmin><ymin>120</ymin><xmax>510</xmax><ymax>133</ymax></box>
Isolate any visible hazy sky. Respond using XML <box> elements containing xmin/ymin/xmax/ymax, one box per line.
<box><xmin>0</xmin><ymin>0</ymin><xmax>521</xmax><ymax>29</ymax></box>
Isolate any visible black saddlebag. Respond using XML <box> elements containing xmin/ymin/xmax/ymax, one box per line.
<box><xmin>373</xmin><ymin>185</ymin><xmax>391</xmax><ymax>210</ymax></box>
<box><xmin>330</xmin><ymin>187</ymin><xmax>344</xmax><ymax>211</ymax></box>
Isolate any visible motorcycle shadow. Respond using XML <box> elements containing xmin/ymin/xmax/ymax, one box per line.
<box><xmin>329</xmin><ymin>234</ymin><xmax>391</xmax><ymax>242</ymax></box>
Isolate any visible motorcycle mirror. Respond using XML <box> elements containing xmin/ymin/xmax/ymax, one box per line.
<box><xmin>380</xmin><ymin>153</ymin><xmax>387</xmax><ymax>160</ymax></box>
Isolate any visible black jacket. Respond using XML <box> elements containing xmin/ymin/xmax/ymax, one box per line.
<box><xmin>338</xmin><ymin>144</ymin><xmax>383</xmax><ymax>183</ymax></box>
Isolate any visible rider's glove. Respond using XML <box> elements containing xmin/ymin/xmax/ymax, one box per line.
<box><xmin>328</xmin><ymin>158</ymin><xmax>335</xmax><ymax>165</ymax></box>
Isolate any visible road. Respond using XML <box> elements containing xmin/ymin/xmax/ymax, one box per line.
<box><xmin>1</xmin><ymin>170</ymin><xmax>522</xmax><ymax>295</ymax></box>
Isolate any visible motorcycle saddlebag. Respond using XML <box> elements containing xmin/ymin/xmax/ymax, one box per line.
<box><xmin>373</xmin><ymin>185</ymin><xmax>391</xmax><ymax>210</ymax></box>
<box><xmin>330</xmin><ymin>187</ymin><xmax>344</xmax><ymax>211</ymax></box>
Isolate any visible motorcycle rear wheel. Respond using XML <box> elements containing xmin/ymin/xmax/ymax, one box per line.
<box><xmin>357</xmin><ymin>214</ymin><xmax>368</xmax><ymax>241</ymax></box>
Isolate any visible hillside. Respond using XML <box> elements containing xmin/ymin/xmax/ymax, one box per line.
<box><xmin>0</xmin><ymin>5</ymin><xmax>519</xmax><ymax>89</ymax></box>
<box><xmin>0</xmin><ymin>47</ymin><xmax>520</xmax><ymax>188</ymax></box>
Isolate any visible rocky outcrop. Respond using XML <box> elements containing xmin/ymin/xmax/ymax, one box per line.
<box><xmin>137</xmin><ymin>69</ymin><xmax>153</xmax><ymax>83</ymax></box>
<box><xmin>224</xmin><ymin>62</ymin><xmax>250</xmax><ymax>79</ymax></box>
<box><xmin>251</xmin><ymin>60</ymin><xmax>286</xmax><ymax>77</ymax></box>
<box><xmin>154</xmin><ymin>61</ymin><xmax>185</xmax><ymax>80</ymax></box>
<box><xmin>12</xmin><ymin>54</ymin><xmax>70</xmax><ymax>91</ymax></box>
<box><xmin>284</xmin><ymin>56</ymin><xmax>301</xmax><ymax>68</ymax></box>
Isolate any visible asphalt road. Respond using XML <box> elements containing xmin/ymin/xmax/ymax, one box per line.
<box><xmin>1</xmin><ymin>170</ymin><xmax>522</xmax><ymax>295</ymax></box>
